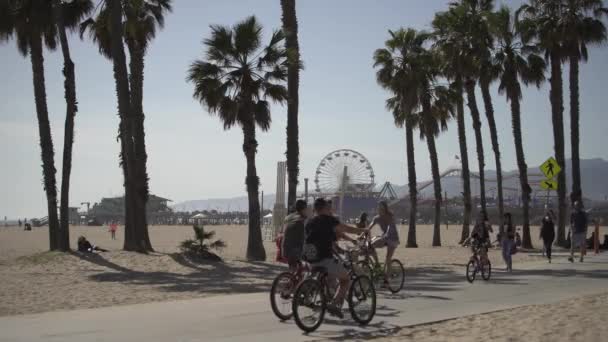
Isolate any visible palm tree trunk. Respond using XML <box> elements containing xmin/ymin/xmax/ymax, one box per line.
<box><xmin>550</xmin><ymin>51</ymin><xmax>567</xmax><ymax>247</ymax></box>
<box><xmin>569</xmin><ymin>54</ymin><xmax>581</xmax><ymax>203</ymax></box>
<box><xmin>426</xmin><ymin>130</ymin><xmax>442</xmax><ymax>247</ymax></box>
<box><xmin>242</xmin><ymin>121</ymin><xmax>266</xmax><ymax>261</ymax></box>
<box><xmin>55</xmin><ymin>1</ymin><xmax>75</xmax><ymax>251</ymax></box>
<box><xmin>480</xmin><ymin>79</ymin><xmax>504</xmax><ymax>230</ymax></box>
<box><xmin>455</xmin><ymin>77</ymin><xmax>472</xmax><ymax>243</ymax></box>
<box><xmin>509</xmin><ymin>94</ymin><xmax>532</xmax><ymax>249</ymax></box>
<box><xmin>405</xmin><ymin>124</ymin><xmax>417</xmax><ymax>248</ymax></box>
<box><xmin>127</xmin><ymin>39</ymin><xmax>153</xmax><ymax>252</ymax></box>
<box><xmin>281</xmin><ymin>0</ymin><xmax>300</xmax><ymax>208</ymax></box>
<box><xmin>108</xmin><ymin>0</ymin><xmax>137</xmax><ymax>251</ymax></box>
<box><xmin>29</xmin><ymin>33</ymin><xmax>60</xmax><ymax>251</ymax></box>
<box><xmin>465</xmin><ymin>79</ymin><xmax>486</xmax><ymax>214</ymax></box>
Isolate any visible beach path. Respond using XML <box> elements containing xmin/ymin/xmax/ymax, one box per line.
<box><xmin>1</xmin><ymin>252</ymin><xmax>607</xmax><ymax>342</ymax></box>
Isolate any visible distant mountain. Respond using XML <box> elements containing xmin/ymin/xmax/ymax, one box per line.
<box><xmin>172</xmin><ymin>158</ymin><xmax>608</xmax><ymax>212</ymax></box>
<box><xmin>173</xmin><ymin>194</ymin><xmax>277</xmax><ymax>213</ymax></box>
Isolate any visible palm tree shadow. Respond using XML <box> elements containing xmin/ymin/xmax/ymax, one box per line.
<box><xmin>70</xmin><ymin>251</ymin><xmax>136</xmax><ymax>274</ymax></box>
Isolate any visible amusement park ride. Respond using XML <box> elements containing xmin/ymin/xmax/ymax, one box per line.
<box><xmin>265</xmin><ymin>150</ymin><xmax>556</xmax><ymax>239</ymax></box>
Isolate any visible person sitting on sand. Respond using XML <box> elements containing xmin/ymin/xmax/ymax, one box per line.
<box><xmin>77</xmin><ymin>236</ymin><xmax>108</xmax><ymax>253</ymax></box>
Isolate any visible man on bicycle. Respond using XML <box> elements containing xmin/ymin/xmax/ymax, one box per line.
<box><xmin>470</xmin><ymin>211</ymin><xmax>492</xmax><ymax>264</ymax></box>
<box><xmin>303</xmin><ymin>198</ymin><xmax>368</xmax><ymax>318</ymax></box>
<box><xmin>281</xmin><ymin>200</ymin><xmax>310</xmax><ymax>270</ymax></box>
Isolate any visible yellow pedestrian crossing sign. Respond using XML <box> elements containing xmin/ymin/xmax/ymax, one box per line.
<box><xmin>540</xmin><ymin>157</ymin><xmax>561</xmax><ymax>179</ymax></box>
<box><xmin>540</xmin><ymin>179</ymin><xmax>558</xmax><ymax>191</ymax></box>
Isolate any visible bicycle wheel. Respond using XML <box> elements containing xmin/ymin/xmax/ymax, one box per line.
<box><xmin>466</xmin><ymin>259</ymin><xmax>477</xmax><ymax>283</ymax></box>
<box><xmin>270</xmin><ymin>272</ymin><xmax>295</xmax><ymax>320</ymax></box>
<box><xmin>386</xmin><ymin>259</ymin><xmax>405</xmax><ymax>293</ymax></box>
<box><xmin>348</xmin><ymin>275</ymin><xmax>376</xmax><ymax>326</ymax></box>
<box><xmin>292</xmin><ymin>278</ymin><xmax>326</xmax><ymax>333</ymax></box>
<box><xmin>481</xmin><ymin>259</ymin><xmax>492</xmax><ymax>281</ymax></box>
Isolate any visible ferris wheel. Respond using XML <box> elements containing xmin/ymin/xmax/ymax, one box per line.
<box><xmin>314</xmin><ymin>149</ymin><xmax>375</xmax><ymax>194</ymax></box>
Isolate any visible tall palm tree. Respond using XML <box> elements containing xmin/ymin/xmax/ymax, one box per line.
<box><xmin>54</xmin><ymin>0</ymin><xmax>94</xmax><ymax>251</ymax></box>
<box><xmin>478</xmin><ymin>46</ymin><xmax>505</xmax><ymax>230</ymax></box>
<box><xmin>188</xmin><ymin>16</ymin><xmax>288</xmax><ymax>260</ymax></box>
<box><xmin>280</xmin><ymin>0</ymin><xmax>301</xmax><ymax>208</ymax></box>
<box><xmin>492</xmin><ymin>6</ymin><xmax>546</xmax><ymax>248</ymax></box>
<box><xmin>81</xmin><ymin>0</ymin><xmax>172</xmax><ymax>251</ymax></box>
<box><xmin>105</xmin><ymin>0</ymin><xmax>142</xmax><ymax>251</ymax></box>
<box><xmin>373</xmin><ymin>28</ymin><xmax>429</xmax><ymax>248</ymax></box>
<box><xmin>419</xmin><ymin>84</ymin><xmax>455</xmax><ymax>247</ymax></box>
<box><xmin>518</xmin><ymin>0</ymin><xmax>568</xmax><ymax>246</ymax></box>
<box><xmin>1</xmin><ymin>0</ymin><xmax>61</xmax><ymax>250</ymax></box>
<box><xmin>561</xmin><ymin>0</ymin><xmax>607</xmax><ymax>203</ymax></box>
<box><xmin>375</xmin><ymin>28</ymin><xmax>449</xmax><ymax>247</ymax></box>
<box><xmin>432</xmin><ymin>7</ymin><xmax>473</xmax><ymax>242</ymax></box>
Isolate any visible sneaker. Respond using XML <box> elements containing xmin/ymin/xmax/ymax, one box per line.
<box><xmin>327</xmin><ymin>304</ymin><xmax>344</xmax><ymax>319</ymax></box>
<box><xmin>568</xmin><ymin>257</ymin><xmax>574</xmax><ymax>263</ymax></box>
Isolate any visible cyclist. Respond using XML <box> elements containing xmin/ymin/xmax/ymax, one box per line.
<box><xmin>303</xmin><ymin>198</ymin><xmax>368</xmax><ymax>318</ymax></box>
<box><xmin>367</xmin><ymin>201</ymin><xmax>400</xmax><ymax>287</ymax></box>
<box><xmin>470</xmin><ymin>211</ymin><xmax>492</xmax><ymax>265</ymax></box>
<box><xmin>281</xmin><ymin>199</ymin><xmax>310</xmax><ymax>271</ymax></box>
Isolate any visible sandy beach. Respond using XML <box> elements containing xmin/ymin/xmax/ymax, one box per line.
<box><xmin>0</xmin><ymin>224</ymin><xmax>605</xmax><ymax>318</ymax></box>
<box><xmin>371</xmin><ymin>291</ymin><xmax>608</xmax><ymax>342</ymax></box>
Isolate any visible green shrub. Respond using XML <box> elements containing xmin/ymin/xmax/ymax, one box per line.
<box><xmin>179</xmin><ymin>225</ymin><xmax>226</xmax><ymax>261</ymax></box>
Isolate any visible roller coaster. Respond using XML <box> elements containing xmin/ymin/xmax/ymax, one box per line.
<box><xmin>389</xmin><ymin>166</ymin><xmax>549</xmax><ymax>207</ymax></box>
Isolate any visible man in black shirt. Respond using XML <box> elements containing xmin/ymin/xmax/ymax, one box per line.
<box><xmin>304</xmin><ymin>198</ymin><xmax>368</xmax><ymax>317</ymax></box>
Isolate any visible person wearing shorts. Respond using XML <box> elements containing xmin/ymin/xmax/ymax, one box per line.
<box><xmin>281</xmin><ymin>200</ymin><xmax>310</xmax><ymax>269</ymax></box>
<box><xmin>470</xmin><ymin>211</ymin><xmax>492</xmax><ymax>265</ymax></box>
<box><xmin>303</xmin><ymin>198</ymin><xmax>367</xmax><ymax>317</ymax></box>
<box><xmin>569</xmin><ymin>201</ymin><xmax>589</xmax><ymax>263</ymax></box>
<box><xmin>368</xmin><ymin>201</ymin><xmax>400</xmax><ymax>285</ymax></box>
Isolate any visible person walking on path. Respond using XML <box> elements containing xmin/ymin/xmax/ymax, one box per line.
<box><xmin>569</xmin><ymin>201</ymin><xmax>589</xmax><ymax>263</ymax></box>
<box><xmin>540</xmin><ymin>210</ymin><xmax>556</xmax><ymax>263</ymax></box>
<box><xmin>109</xmin><ymin>222</ymin><xmax>118</xmax><ymax>240</ymax></box>
<box><xmin>501</xmin><ymin>213</ymin><xmax>515</xmax><ymax>272</ymax></box>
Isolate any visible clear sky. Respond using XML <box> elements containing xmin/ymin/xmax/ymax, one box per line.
<box><xmin>1</xmin><ymin>0</ymin><xmax>607</xmax><ymax>218</ymax></box>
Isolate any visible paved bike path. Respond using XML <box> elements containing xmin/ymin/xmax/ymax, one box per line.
<box><xmin>1</xmin><ymin>253</ymin><xmax>607</xmax><ymax>342</ymax></box>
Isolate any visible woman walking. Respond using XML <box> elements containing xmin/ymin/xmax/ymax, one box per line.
<box><xmin>502</xmin><ymin>213</ymin><xmax>515</xmax><ymax>272</ymax></box>
<box><xmin>540</xmin><ymin>210</ymin><xmax>556</xmax><ymax>263</ymax></box>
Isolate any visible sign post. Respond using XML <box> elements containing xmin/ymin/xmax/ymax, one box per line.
<box><xmin>539</xmin><ymin>157</ymin><xmax>561</xmax><ymax>207</ymax></box>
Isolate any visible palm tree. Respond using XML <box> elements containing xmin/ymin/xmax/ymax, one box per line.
<box><xmin>1</xmin><ymin>0</ymin><xmax>61</xmax><ymax>250</ymax></box>
<box><xmin>375</xmin><ymin>28</ymin><xmax>449</xmax><ymax>247</ymax></box>
<box><xmin>187</xmin><ymin>16</ymin><xmax>288</xmax><ymax>260</ymax></box>
<box><xmin>478</xmin><ymin>45</ymin><xmax>505</xmax><ymax>231</ymax></box>
<box><xmin>432</xmin><ymin>7</ymin><xmax>473</xmax><ymax>243</ymax></box>
<box><xmin>280</xmin><ymin>0</ymin><xmax>302</xmax><ymax>208</ymax></box>
<box><xmin>55</xmin><ymin>0</ymin><xmax>94</xmax><ymax>251</ymax></box>
<box><xmin>81</xmin><ymin>0</ymin><xmax>172</xmax><ymax>251</ymax></box>
<box><xmin>491</xmin><ymin>6</ymin><xmax>546</xmax><ymax>248</ymax></box>
<box><xmin>561</xmin><ymin>0</ymin><xmax>607</xmax><ymax>203</ymax></box>
<box><xmin>373</xmin><ymin>28</ymin><xmax>428</xmax><ymax>248</ymax></box>
<box><xmin>105</xmin><ymin>0</ymin><xmax>143</xmax><ymax>251</ymax></box>
<box><xmin>518</xmin><ymin>0</ymin><xmax>568</xmax><ymax>246</ymax></box>
<box><xmin>419</xmin><ymin>83</ymin><xmax>455</xmax><ymax>247</ymax></box>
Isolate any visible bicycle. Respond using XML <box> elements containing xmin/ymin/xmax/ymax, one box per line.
<box><xmin>466</xmin><ymin>242</ymin><xmax>492</xmax><ymax>283</ymax></box>
<box><xmin>355</xmin><ymin>233</ymin><xmax>405</xmax><ymax>293</ymax></box>
<box><xmin>270</xmin><ymin>260</ymin><xmax>310</xmax><ymax>321</ymax></box>
<box><xmin>291</xmin><ymin>246</ymin><xmax>377</xmax><ymax>333</ymax></box>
